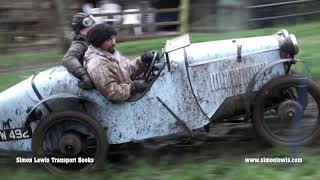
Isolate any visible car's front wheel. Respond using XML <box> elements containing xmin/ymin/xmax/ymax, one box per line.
<box><xmin>253</xmin><ymin>75</ymin><xmax>320</xmax><ymax>146</ymax></box>
<box><xmin>32</xmin><ymin>110</ymin><xmax>107</xmax><ymax>173</ymax></box>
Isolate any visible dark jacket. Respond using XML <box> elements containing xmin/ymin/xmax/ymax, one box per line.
<box><xmin>62</xmin><ymin>34</ymin><xmax>90</xmax><ymax>79</ymax></box>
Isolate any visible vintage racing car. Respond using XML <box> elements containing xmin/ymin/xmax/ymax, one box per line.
<box><xmin>0</xmin><ymin>30</ymin><xmax>319</xmax><ymax>172</ymax></box>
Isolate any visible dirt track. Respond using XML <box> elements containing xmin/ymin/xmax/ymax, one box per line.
<box><xmin>107</xmin><ymin>122</ymin><xmax>320</xmax><ymax>165</ymax></box>
<box><xmin>0</xmin><ymin>123</ymin><xmax>265</xmax><ymax>164</ymax></box>
<box><xmin>1</xmin><ymin>121</ymin><xmax>320</xmax><ymax>170</ymax></box>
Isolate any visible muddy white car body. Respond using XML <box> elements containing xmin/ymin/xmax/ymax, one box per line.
<box><xmin>0</xmin><ymin>30</ymin><xmax>304</xmax><ymax>161</ymax></box>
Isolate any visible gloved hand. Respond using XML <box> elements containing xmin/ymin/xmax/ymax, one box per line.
<box><xmin>131</xmin><ymin>80</ymin><xmax>149</xmax><ymax>93</ymax></box>
<box><xmin>78</xmin><ymin>74</ymin><xmax>94</xmax><ymax>90</ymax></box>
<box><xmin>141</xmin><ymin>50</ymin><xmax>159</xmax><ymax>64</ymax></box>
<box><xmin>153</xmin><ymin>63</ymin><xmax>164</xmax><ymax>71</ymax></box>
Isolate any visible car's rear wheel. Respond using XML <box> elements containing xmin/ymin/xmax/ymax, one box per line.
<box><xmin>253</xmin><ymin>75</ymin><xmax>320</xmax><ymax>146</ymax></box>
<box><xmin>32</xmin><ymin>110</ymin><xmax>107</xmax><ymax>173</ymax></box>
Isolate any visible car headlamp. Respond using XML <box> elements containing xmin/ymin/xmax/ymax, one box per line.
<box><xmin>279</xmin><ymin>34</ymin><xmax>299</xmax><ymax>56</ymax></box>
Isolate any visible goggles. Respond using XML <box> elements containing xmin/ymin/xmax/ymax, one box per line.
<box><xmin>82</xmin><ymin>15</ymin><xmax>96</xmax><ymax>27</ymax></box>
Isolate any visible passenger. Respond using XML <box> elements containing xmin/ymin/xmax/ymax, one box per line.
<box><xmin>63</xmin><ymin>13</ymin><xmax>96</xmax><ymax>89</ymax></box>
<box><xmin>84</xmin><ymin>23</ymin><xmax>156</xmax><ymax>102</ymax></box>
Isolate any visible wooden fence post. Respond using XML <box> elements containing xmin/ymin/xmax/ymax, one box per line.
<box><xmin>53</xmin><ymin>0</ymin><xmax>70</xmax><ymax>52</ymax></box>
<box><xmin>179</xmin><ymin>0</ymin><xmax>190</xmax><ymax>34</ymax></box>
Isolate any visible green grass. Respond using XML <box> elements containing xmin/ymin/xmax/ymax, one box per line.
<box><xmin>0</xmin><ymin>23</ymin><xmax>319</xmax><ymax>92</ymax></box>
<box><xmin>1</xmin><ymin>23</ymin><xmax>319</xmax><ymax>66</ymax></box>
<box><xmin>0</xmin><ymin>50</ymin><xmax>63</xmax><ymax>68</ymax></box>
<box><xmin>1</xmin><ymin>148</ymin><xmax>320</xmax><ymax>180</ymax></box>
<box><xmin>0</xmin><ymin>22</ymin><xmax>319</xmax><ymax>92</ymax></box>
<box><xmin>0</xmin><ymin>69</ymin><xmax>44</xmax><ymax>91</ymax></box>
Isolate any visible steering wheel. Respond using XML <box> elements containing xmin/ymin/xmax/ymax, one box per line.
<box><xmin>144</xmin><ymin>52</ymin><xmax>158</xmax><ymax>82</ymax></box>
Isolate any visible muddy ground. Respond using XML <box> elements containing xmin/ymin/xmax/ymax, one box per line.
<box><xmin>106</xmin><ymin>122</ymin><xmax>320</xmax><ymax>163</ymax></box>
<box><xmin>2</xmin><ymin>121</ymin><xmax>319</xmax><ymax>170</ymax></box>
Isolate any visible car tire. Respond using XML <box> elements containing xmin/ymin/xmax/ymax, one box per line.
<box><xmin>32</xmin><ymin>110</ymin><xmax>107</xmax><ymax>173</ymax></box>
<box><xmin>253</xmin><ymin>75</ymin><xmax>320</xmax><ymax>146</ymax></box>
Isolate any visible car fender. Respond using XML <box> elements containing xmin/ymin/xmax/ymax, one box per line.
<box><xmin>23</xmin><ymin>93</ymin><xmax>93</xmax><ymax>129</ymax></box>
<box><xmin>244</xmin><ymin>58</ymin><xmax>293</xmax><ymax>116</ymax></box>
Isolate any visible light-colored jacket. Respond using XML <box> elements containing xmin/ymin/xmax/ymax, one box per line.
<box><xmin>84</xmin><ymin>45</ymin><xmax>145</xmax><ymax>102</ymax></box>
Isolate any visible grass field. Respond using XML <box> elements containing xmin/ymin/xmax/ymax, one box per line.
<box><xmin>1</xmin><ymin>23</ymin><xmax>320</xmax><ymax>92</ymax></box>
<box><xmin>1</xmin><ymin>146</ymin><xmax>320</xmax><ymax>180</ymax></box>
<box><xmin>1</xmin><ymin>22</ymin><xmax>320</xmax><ymax>91</ymax></box>
<box><xmin>0</xmin><ymin>23</ymin><xmax>320</xmax><ymax>179</ymax></box>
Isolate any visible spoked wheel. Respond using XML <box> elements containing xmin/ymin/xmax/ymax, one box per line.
<box><xmin>253</xmin><ymin>75</ymin><xmax>320</xmax><ymax>146</ymax></box>
<box><xmin>32</xmin><ymin>111</ymin><xmax>107</xmax><ymax>173</ymax></box>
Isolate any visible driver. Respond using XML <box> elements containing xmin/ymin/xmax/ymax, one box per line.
<box><xmin>84</xmin><ymin>23</ymin><xmax>156</xmax><ymax>102</ymax></box>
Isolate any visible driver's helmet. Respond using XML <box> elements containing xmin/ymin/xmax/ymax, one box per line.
<box><xmin>71</xmin><ymin>13</ymin><xmax>96</xmax><ymax>33</ymax></box>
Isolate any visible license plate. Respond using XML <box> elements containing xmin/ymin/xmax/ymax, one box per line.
<box><xmin>0</xmin><ymin>127</ymin><xmax>32</xmax><ymax>142</ymax></box>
